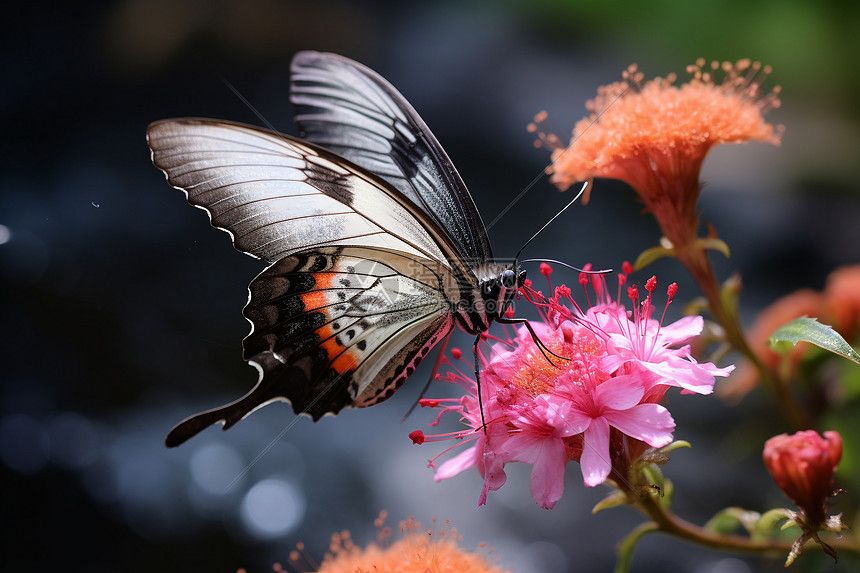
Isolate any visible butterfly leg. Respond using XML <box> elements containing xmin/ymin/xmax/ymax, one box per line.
<box><xmin>496</xmin><ymin>316</ymin><xmax>569</xmax><ymax>366</ymax></box>
<box><xmin>473</xmin><ymin>333</ymin><xmax>489</xmax><ymax>434</ymax></box>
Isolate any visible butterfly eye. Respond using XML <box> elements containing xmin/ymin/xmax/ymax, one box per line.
<box><xmin>501</xmin><ymin>269</ymin><xmax>517</xmax><ymax>288</ymax></box>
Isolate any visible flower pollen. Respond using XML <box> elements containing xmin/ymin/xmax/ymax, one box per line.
<box><xmin>622</xmin><ymin>261</ymin><xmax>634</xmax><ymax>275</ymax></box>
<box><xmin>667</xmin><ymin>282</ymin><xmax>678</xmax><ymax>301</ymax></box>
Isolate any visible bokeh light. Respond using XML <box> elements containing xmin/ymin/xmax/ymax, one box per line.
<box><xmin>239</xmin><ymin>477</ymin><xmax>306</xmax><ymax>539</ymax></box>
<box><xmin>190</xmin><ymin>442</ymin><xmax>247</xmax><ymax>495</ymax></box>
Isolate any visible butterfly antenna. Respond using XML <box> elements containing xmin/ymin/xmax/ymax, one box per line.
<box><xmin>484</xmin><ymin>185</ymin><xmax>590</xmax><ymax>378</ymax></box>
<box><xmin>519</xmin><ymin>258</ymin><xmax>612</xmax><ymax>275</ymax></box>
<box><xmin>484</xmin><ymin>82</ymin><xmax>630</xmax><ymax>234</ymax></box>
<box><xmin>219</xmin><ymin>76</ymin><xmax>295</xmax><ymax>147</ymax></box>
<box><xmin>514</xmin><ymin>181</ymin><xmax>589</xmax><ymax>265</ymax></box>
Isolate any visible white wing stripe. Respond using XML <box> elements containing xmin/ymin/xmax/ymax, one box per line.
<box><xmin>259</xmin><ymin>230</ymin><xmax>390</xmax><ymax>261</ymax></box>
<box><xmin>148</xmin><ymin>119</ymin><xmax>452</xmax><ymax>264</ymax></box>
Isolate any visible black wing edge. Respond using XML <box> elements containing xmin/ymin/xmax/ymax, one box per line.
<box><xmin>290</xmin><ymin>50</ymin><xmax>494</xmax><ymax>264</ymax></box>
<box><xmin>165</xmin><ymin>358</ymin><xmax>353</xmax><ymax>448</ymax></box>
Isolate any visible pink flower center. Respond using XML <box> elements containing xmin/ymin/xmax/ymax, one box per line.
<box><xmin>507</xmin><ymin>325</ymin><xmax>605</xmax><ymax>398</ymax></box>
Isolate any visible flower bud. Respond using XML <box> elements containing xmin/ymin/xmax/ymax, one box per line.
<box><xmin>763</xmin><ymin>430</ymin><xmax>842</xmax><ymax>525</ymax></box>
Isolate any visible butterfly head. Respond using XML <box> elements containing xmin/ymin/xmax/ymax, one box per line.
<box><xmin>478</xmin><ymin>264</ymin><xmax>526</xmax><ymax>321</ymax></box>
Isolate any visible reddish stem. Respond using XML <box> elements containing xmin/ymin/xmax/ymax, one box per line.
<box><xmin>674</xmin><ymin>243</ymin><xmax>811</xmax><ymax>429</ymax></box>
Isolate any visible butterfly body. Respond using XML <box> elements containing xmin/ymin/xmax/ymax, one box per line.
<box><xmin>149</xmin><ymin>52</ymin><xmax>526</xmax><ymax>447</ymax></box>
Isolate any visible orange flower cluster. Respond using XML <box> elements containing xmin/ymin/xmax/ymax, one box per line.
<box><xmin>281</xmin><ymin>514</ymin><xmax>505</xmax><ymax>573</ymax></box>
<box><xmin>532</xmin><ymin>59</ymin><xmax>783</xmax><ymax>250</ymax></box>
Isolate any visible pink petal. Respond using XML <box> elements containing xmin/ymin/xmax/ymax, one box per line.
<box><xmin>694</xmin><ymin>359</ymin><xmax>735</xmax><ymax>378</ymax></box>
<box><xmin>519</xmin><ymin>322</ymin><xmax>552</xmax><ymax>344</ymax></box>
<box><xmin>659</xmin><ymin>315</ymin><xmax>703</xmax><ymax>344</ymax></box>
<box><xmin>605</xmin><ymin>333</ymin><xmax>635</xmax><ymax>354</ymax></box>
<box><xmin>528</xmin><ymin>437</ymin><xmax>568</xmax><ymax>509</ymax></box>
<box><xmin>486</xmin><ymin>351</ymin><xmax>516</xmax><ymax>379</ymax></box>
<box><xmin>482</xmin><ymin>448</ymin><xmax>508</xmax><ymax>488</ymax></box>
<box><xmin>558</xmin><ymin>409</ymin><xmax>592</xmax><ymax>436</ymax></box>
<box><xmin>580</xmin><ymin>418</ymin><xmax>611</xmax><ymax>487</ymax></box>
<box><xmin>639</xmin><ymin>359</ymin><xmax>716</xmax><ymax>394</ymax></box>
<box><xmin>478</xmin><ymin>448</ymin><xmax>508</xmax><ymax>506</ymax></box>
<box><xmin>434</xmin><ymin>444</ymin><xmax>480</xmax><ymax>481</ymax></box>
<box><xmin>541</xmin><ymin>395</ymin><xmax>588</xmax><ymax>436</ymax></box>
<box><xmin>502</xmin><ymin>433</ymin><xmax>543</xmax><ymax>464</ymax></box>
<box><xmin>595</xmin><ymin>375</ymin><xmax>644</xmax><ymax>410</ymax></box>
<box><xmin>605</xmin><ymin>403</ymin><xmax>675</xmax><ymax>447</ymax></box>
<box><xmin>598</xmin><ymin>351</ymin><xmax>627</xmax><ymax>374</ymax></box>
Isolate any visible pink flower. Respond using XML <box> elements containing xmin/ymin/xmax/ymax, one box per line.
<box><xmin>559</xmin><ymin>374</ymin><xmax>675</xmax><ymax>487</ymax></box>
<box><xmin>414</xmin><ymin>268</ymin><xmax>734</xmax><ymax>509</ymax></box>
<box><xmin>433</xmin><ymin>405</ymin><xmax>511</xmax><ymax>506</ymax></box>
<box><xmin>501</xmin><ymin>395</ymin><xmax>579</xmax><ymax>506</ymax></box>
<box><xmin>597</xmin><ymin>277</ymin><xmax>734</xmax><ymax>395</ymax></box>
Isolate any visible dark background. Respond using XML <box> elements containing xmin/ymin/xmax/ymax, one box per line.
<box><xmin>2</xmin><ymin>1</ymin><xmax>859</xmax><ymax>572</ymax></box>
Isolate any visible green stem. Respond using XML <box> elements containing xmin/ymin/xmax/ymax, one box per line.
<box><xmin>632</xmin><ymin>492</ymin><xmax>860</xmax><ymax>559</ymax></box>
<box><xmin>674</xmin><ymin>243</ymin><xmax>811</xmax><ymax>429</ymax></box>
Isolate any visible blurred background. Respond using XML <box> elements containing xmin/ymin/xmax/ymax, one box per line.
<box><xmin>2</xmin><ymin>1</ymin><xmax>859</xmax><ymax>571</ymax></box>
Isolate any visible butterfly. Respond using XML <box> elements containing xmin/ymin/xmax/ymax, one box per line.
<box><xmin>149</xmin><ymin>51</ymin><xmax>543</xmax><ymax>448</ymax></box>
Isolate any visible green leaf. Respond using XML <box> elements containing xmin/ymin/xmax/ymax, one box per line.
<box><xmin>633</xmin><ymin>245</ymin><xmax>675</xmax><ymax>269</ymax></box>
<box><xmin>633</xmin><ymin>237</ymin><xmax>730</xmax><ymax>270</ymax></box>
<box><xmin>753</xmin><ymin>508</ymin><xmax>795</xmax><ymax>540</ymax></box>
<box><xmin>694</xmin><ymin>237</ymin><xmax>731</xmax><ymax>258</ymax></box>
<box><xmin>592</xmin><ymin>491</ymin><xmax>629</xmax><ymax>513</ymax></box>
<box><xmin>658</xmin><ymin>440</ymin><xmax>691</xmax><ymax>455</ymax></box>
<box><xmin>719</xmin><ymin>274</ymin><xmax>743</xmax><ymax>326</ymax></box>
<box><xmin>661</xmin><ymin>477</ymin><xmax>674</xmax><ymax>506</ymax></box>
<box><xmin>703</xmin><ymin>507</ymin><xmax>744</xmax><ymax>534</ymax></box>
<box><xmin>639</xmin><ymin>464</ymin><xmax>665</xmax><ymax>495</ymax></box>
<box><xmin>769</xmin><ymin>316</ymin><xmax>860</xmax><ymax>365</ymax></box>
<box><xmin>614</xmin><ymin>522</ymin><xmax>659</xmax><ymax>573</ymax></box>
<box><xmin>704</xmin><ymin>507</ymin><xmax>769</xmax><ymax>536</ymax></box>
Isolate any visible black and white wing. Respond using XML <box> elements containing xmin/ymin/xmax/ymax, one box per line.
<box><xmin>290</xmin><ymin>51</ymin><xmax>493</xmax><ymax>265</ymax></box>
<box><xmin>165</xmin><ymin>246</ymin><xmax>454</xmax><ymax>447</ymax></box>
<box><xmin>147</xmin><ymin>119</ymin><xmax>465</xmax><ymax>445</ymax></box>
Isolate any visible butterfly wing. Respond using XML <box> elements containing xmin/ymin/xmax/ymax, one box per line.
<box><xmin>147</xmin><ymin>118</ymin><xmax>455</xmax><ymax>265</ymax></box>
<box><xmin>165</xmin><ymin>246</ymin><xmax>455</xmax><ymax>447</ymax></box>
<box><xmin>147</xmin><ymin>119</ymin><xmax>472</xmax><ymax>445</ymax></box>
<box><xmin>290</xmin><ymin>51</ymin><xmax>493</xmax><ymax>265</ymax></box>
